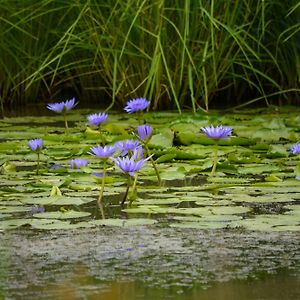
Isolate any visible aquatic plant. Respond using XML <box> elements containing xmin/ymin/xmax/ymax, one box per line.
<box><xmin>290</xmin><ymin>143</ymin><xmax>300</xmax><ymax>155</ymax></box>
<box><xmin>112</xmin><ymin>150</ymin><xmax>150</xmax><ymax>177</ymax></box>
<box><xmin>88</xmin><ymin>145</ymin><xmax>116</xmax><ymax>158</ymax></box>
<box><xmin>137</xmin><ymin>124</ymin><xmax>161</xmax><ymax>185</ymax></box>
<box><xmin>87</xmin><ymin>112</ymin><xmax>108</xmax><ymax>126</ymax></box>
<box><xmin>201</xmin><ymin>125</ymin><xmax>232</xmax><ymax>176</ymax></box>
<box><xmin>87</xmin><ymin>112</ymin><xmax>108</xmax><ymax>144</ymax></box>
<box><xmin>28</xmin><ymin>138</ymin><xmax>44</xmax><ymax>152</ymax></box>
<box><xmin>28</xmin><ymin>138</ymin><xmax>44</xmax><ymax>175</ymax></box>
<box><xmin>201</xmin><ymin>125</ymin><xmax>232</xmax><ymax>140</ymax></box>
<box><xmin>111</xmin><ymin>147</ymin><xmax>152</xmax><ymax>206</ymax></box>
<box><xmin>137</xmin><ymin>124</ymin><xmax>153</xmax><ymax>142</ymax></box>
<box><xmin>1</xmin><ymin>1</ymin><xmax>300</xmax><ymax>114</ymax></box>
<box><xmin>124</xmin><ymin>98</ymin><xmax>150</xmax><ymax>124</ymax></box>
<box><xmin>47</xmin><ymin>98</ymin><xmax>77</xmax><ymax>132</ymax></box>
<box><xmin>70</xmin><ymin>158</ymin><xmax>88</xmax><ymax>169</ymax></box>
<box><xmin>115</xmin><ymin>139</ymin><xmax>141</xmax><ymax>156</ymax></box>
<box><xmin>124</xmin><ymin>98</ymin><xmax>150</xmax><ymax>114</ymax></box>
<box><xmin>88</xmin><ymin>145</ymin><xmax>116</xmax><ymax>215</ymax></box>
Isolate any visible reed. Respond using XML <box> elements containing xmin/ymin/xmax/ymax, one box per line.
<box><xmin>0</xmin><ymin>0</ymin><xmax>299</xmax><ymax>114</ymax></box>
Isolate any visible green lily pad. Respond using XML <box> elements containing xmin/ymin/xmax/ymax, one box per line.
<box><xmin>238</xmin><ymin>164</ymin><xmax>280</xmax><ymax>175</ymax></box>
<box><xmin>33</xmin><ymin>210</ymin><xmax>91</xmax><ymax>219</ymax></box>
<box><xmin>170</xmin><ymin>222</ymin><xmax>228</xmax><ymax>229</ymax></box>
<box><xmin>0</xmin><ymin>206</ymin><xmax>32</xmax><ymax>213</ymax></box>
<box><xmin>30</xmin><ymin>219</ymin><xmax>94</xmax><ymax>230</ymax></box>
<box><xmin>90</xmin><ymin>218</ymin><xmax>157</xmax><ymax>227</ymax></box>
<box><xmin>0</xmin><ymin>218</ymin><xmax>30</xmax><ymax>229</ymax></box>
<box><xmin>21</xmin><ymin>195</ymin><xmax>95</xmax><ymax>206</ymax></box>
<box><xmin>136</xmin><ymin>198</ymin><xmax>182</xmax><ymax>205</ymax></box>
<box><xmin>150</xmin><ymin>128</ymin><xmax>174</xmax><ymax>148</ymax></box>
<box><xmin>173</xmin><ymin>215</ymin><xmax>243</xmax><ymax>222</ymax></box>
<box><xmin>0</xmin><ymin>213</ymin><xmax>11</xmax><ymax>219</ymax></box>
<box><xmin>230</xmin><ymin>214</ymin><xmax>299</xmax><ymax>231</ymax></box>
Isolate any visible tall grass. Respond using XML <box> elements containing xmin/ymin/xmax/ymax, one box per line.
<box><xmin>0</xmin><ymin>0</ymin><xmax>299</xmax><ymax>114</ymax></box>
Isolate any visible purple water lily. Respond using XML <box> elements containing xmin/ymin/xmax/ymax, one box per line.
<box><xmin>28</xmin><ymin>138</ymin><xmax>44</xmax><ymax>152</ymax></box>
<box><xmin>30</xmin><ymin>206</ymin><xmax>45</xmax><ymax>214</ymax></box>
<box><xmin>88</xmin><ymin>145</ymin><xmax>116</xmax><ymax>159</ymax></box>
<box><xmin>137</xmin><ymin>124</ymin><xmax>152</xmax><ymax>141</ymax></box>
<box><xmin>47</xmin><ymin>98</ymin><xmax>77</xmax><ymax>113</ymax></box>
<box><xmin>115</xmin><ymin>139</ymin><xmax>141</xmax><ymax>156</ymax></box>
<box><xmin>28</xmin><ymin>138</ymin><xmax>44</xmax><ymax>175</ymax></box>
<box><xmin>124</xmin><ymin>97</ymin><xmax>150</xmax><ymax>114</ymax></box>
<box><xmin>87</xmin><ymin>112</ymin><xmax>108</xmax><ymax>127</ymax></box>
<box><xmin>70</xmin><ymin>158</ymin><xmax>88</xmax><ymax>169</ymax></box>
<box><xmin>111</xmin><ymin>148</ymin><xmax>151</xmax><ymax>177</ymax></box>
<box><xmin>290</xmin><ymin>143</ymin><xmax>300</xmax><ymax>155</ymax></box>
<box><xmin>201</xmin><ymin>125</ymin><xmax>232</xmax><ymax>140</ymax></box>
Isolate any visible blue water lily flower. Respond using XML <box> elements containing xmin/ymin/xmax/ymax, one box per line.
<box><xmin>88</xmin><ymin>145</ymin><xmax>116</xmax><ymax>159</ymax></box>
<box><xmin>28</xmin><ymin>138</ymin><xmax>44</xmax><ymax>175</ymax></box>
<box><xmin>111</xmin><ymin>149</ymin><xmax>152</xmax><ymax>177</ymax></box>
<box><xmin>47</xmin><ymin>98</ymin><xmax>77</xmax><ymax>113</ymax></box>
<box><xmin>70</xmin><ymin>158</ymin><xmax>88</xmax><ymax>169</ymax></box>
<box><xmin>137</xmin><ymin>124</ymin><xmax>152</xmax><ymax>141</ymax></box>
<box><xmin>30</xmin><ymin>206</ymin><xmax>45</xmax><ymax>214</ymax></box>
<box><xmin>290</xmin><ymin>143</ymin><xmax>300</xmax><ymax>155</ymax></box>
<box><xmin>87</xmin><ymin>112</ymin><xmax>108</xmax><ymax>127</ymax></box>
<box><xmin>124</xmin><ymin>97</ymin><xmax>150</xmax><ymax>114</ymax></box>
<box><xmin>115</xmin><ymin>139</ymin><xmax>141</xmax><ymax>156</ymax></box>
<box><xmin>28</xmin><ymin>138</ymin><xmax>44</xmax><ymax>152</ymax></box>
<box><xmin>201</xmin><ymin>125</ymin><xmax>232</xmax><ymax>140</ymax></box>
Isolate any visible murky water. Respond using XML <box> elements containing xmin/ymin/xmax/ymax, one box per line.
<box><xmin>1</xmin><ymin>227</ymin><xmax>299</xmax><ymax>299</ymax></box>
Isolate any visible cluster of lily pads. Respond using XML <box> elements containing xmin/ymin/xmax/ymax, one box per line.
<box><xmin>0</xmin><ymin>101</ymin><xmax>299</xmax><ymax>231</ymax></box>
<box><xmin>29</xmin><ymin>99</ymin><xmax>300</xmax><ymax>203</ymax></box>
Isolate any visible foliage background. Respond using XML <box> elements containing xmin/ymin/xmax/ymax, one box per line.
<box><xmin>0</xmin><ymin>0</ymin><xmax>299</xmax><ymax>113</ymax></box>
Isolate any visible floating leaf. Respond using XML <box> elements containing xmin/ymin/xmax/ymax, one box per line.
<box><xmin>0</xmin><ymin>161</ymin><xmax>16</xmax><ymax>173</ymax></box>
<box><xmin>150</xmin><ymin>128</ymin><xmax>174</xmax><ymax>148</ymax></box>
<box><xmin>238</xmin><ymin>164</ymin><xmax>280</xmax><ymax>175</ymax></box>
<box><xmin>170</xmin><ymin>222</ymin><xmax>227</xmax><ymax>229</ymax></box>
<box><xmin>50</xmin><ymin>185</ymin><xmax>62</xmax><ymax>196</ymax></box>
<box><xmin>21</xmin><ymin>195</ymin><xmax>95</xmax><ymax>206</ymax></box>
<box><xmin>33</xmin><ymin>210</ymin><xmax>91</xmax><ymax>219</ymax></box>
<box><xmin>0</xmin><ymin>206</ymin><xmax>32</xmax><ymax>213</ymax></box>
<box><xmin>0</xmin><ymin>218</ymin><xmax>30</xmax><ymax>229</ymax></box>
<box><xmin>30</xmin><ymin>219</ymin><xmax>94</xmax><ymax>230</ymax></box>
<box><xmin>266</xmin><ymin>145</ymin><xmax>288</xmax><ymax>158</ymax></box>
<box><xmin>90</xmin><ymin>218</ymin><xmax>157</xmax><ymax>227</ymax></box>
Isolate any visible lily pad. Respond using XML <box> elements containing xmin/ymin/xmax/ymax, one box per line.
<box><xmin>170</xmin><ymin>222</ymin><xmax>228</xmax><ymax>229</ymax></box>
<box><xmin>33</xmin><ymin>210</ymin><xmax>91</xmax><ymax>219</ymax></box>
<box><xmin>21</xmin><ymin>195</ymin><xmax>95</xmax><ymax>206</ymax></box>
<box><xmin>90</xmin><ymin>218</ymin><xmax>157</xmax><ymax>227</ymax></box>
<box><xmin>30</xmin><ymin>219</ymin><xmax>94</xmax><ymax>230</ymax></box>
<box><xmin>0</xmin><ymin>218</ymin><xmax>30</xmax><ymax>229</ymax></box>
<box><xmin>0</xmin><ymin>206</ymin><xmax>32</xmax><ymax>213</ymax></box>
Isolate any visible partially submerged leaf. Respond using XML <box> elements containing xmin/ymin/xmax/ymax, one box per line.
<box><xmin>33</xmin><ymin>210</ymin><xmax>91</xmax><ymax>219</ymax></box>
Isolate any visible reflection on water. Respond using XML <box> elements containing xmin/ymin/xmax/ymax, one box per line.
<box><xmin>1</xmin><ymin>228</ymin><xmax>299</xmax><ymax>299</ymax></box>
<box><xmin>23</xmin><ymin>268</ymin><xmax>300</xmax><ymax>300</ymax></box>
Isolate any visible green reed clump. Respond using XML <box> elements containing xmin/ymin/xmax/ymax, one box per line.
<box><xmin>0</xmin><ymin>0</ymin><xmax>299</xmax><ymax>114</ymax></box>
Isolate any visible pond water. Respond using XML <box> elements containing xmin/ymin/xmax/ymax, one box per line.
<box><xmin>1</xmin><ymin>228</ymin><xmax>299</xmax><ymax>299</ymax></box>
<box><xmin>0</xmin><ymin>107</ymin><xmax>299</xmax><ymax>299</ymax></box>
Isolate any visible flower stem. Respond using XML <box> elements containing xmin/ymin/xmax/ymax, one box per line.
<box><xmin>63</xmin><ymin>112</ymin><xmax>68</xmax><ymax>133</ymax></box>
<box><xmin>211</xmin><ymin>143</ymin><xmax>219</xmax><ymax>176</ymax></box>
<box><xmin>121</xmin><ymin>176</ymin><xmax>131</xmax><ymax>207</ymax></box>
<box><xmin>97</xmin><ymin>160</ymin><xmax>106</xmax><ymax>219</ymax></box>
<box><xmin>36</xmin><ymin>152</ymin><xmax>40</xmax><ymax>175</ymax></box>
<box><xmin>145</xmin><ymin>144</ymin><xmax>161</xmax><ymax>185</ymax></box>
<box><xmin>128</xmin><ymin>174</ymin><xmax>138</xmax><ymax>206</ymax></box>
<box><xmin>98</xmin><ymin>128</ymin><xmax>106</xmax><ymax>146</ymax></box>
<box><xmin>138</xmin><ymin>111</ymin><xmax>144</xmax><ymax>125</ymax></box>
